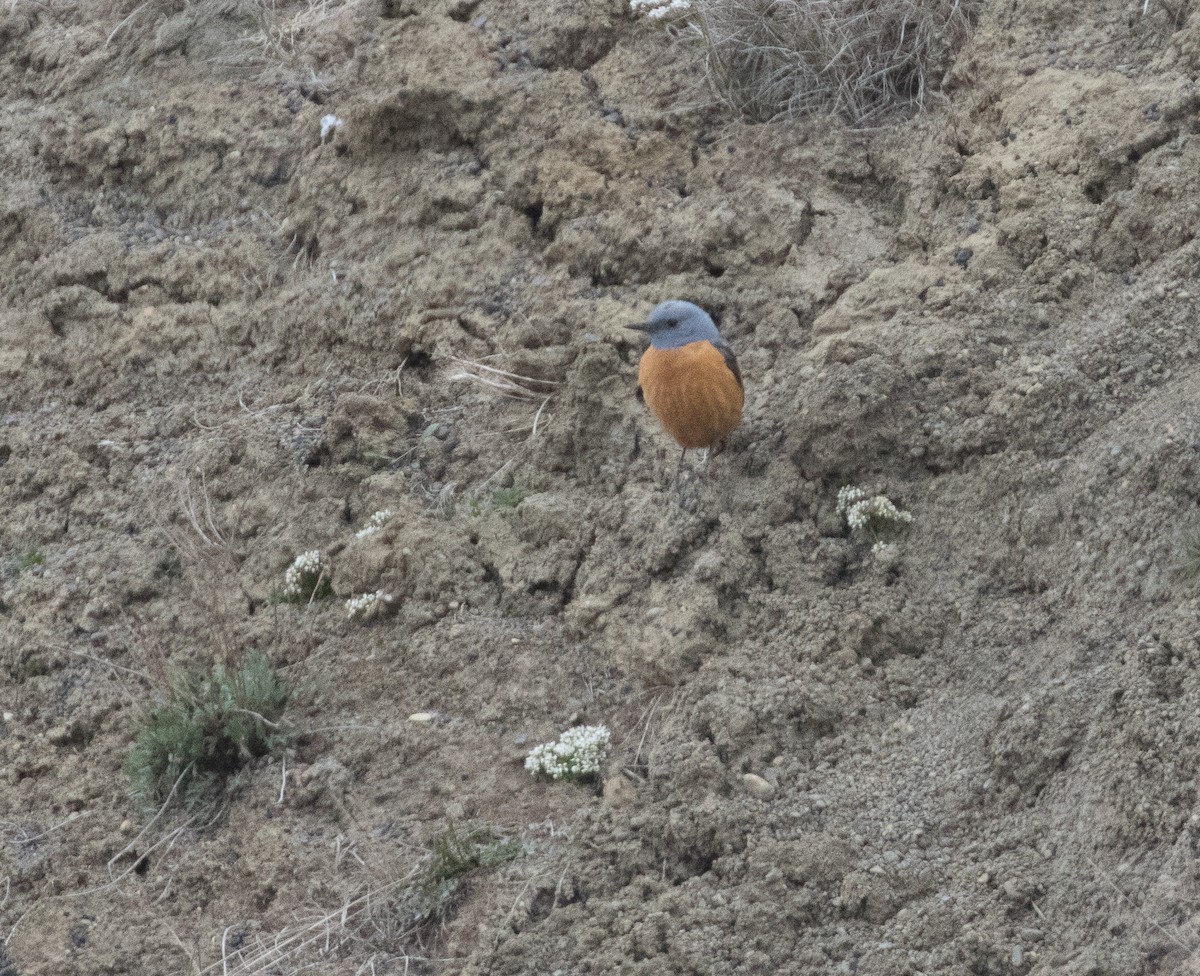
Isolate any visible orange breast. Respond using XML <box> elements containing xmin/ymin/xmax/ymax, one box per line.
<box><xmin>638</xmin><ymin>341</ymin><xmax>744</xmax><ymax>450</ymax></box>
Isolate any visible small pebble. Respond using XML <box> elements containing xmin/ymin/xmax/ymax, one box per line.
<box><xmin>408</xmin><ymin>712</ymin><xmax>434</xmax><ymax>723</ymax></box>
<box><xmin>742</xmin><ymin>773</ymin><xmax>775</xmax><ymax>800</ymax></box>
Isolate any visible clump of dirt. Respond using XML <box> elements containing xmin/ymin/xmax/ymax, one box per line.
<box><xmin>4</xmin><ymin>0</ymin><xmax>1200</xmax><ymax>973</ymax></box>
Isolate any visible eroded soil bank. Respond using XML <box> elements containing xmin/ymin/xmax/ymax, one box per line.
<box><xmin>4</xmin><ymin>0</ymin><xmax>1200</xmax><ymax>973</ymax></box>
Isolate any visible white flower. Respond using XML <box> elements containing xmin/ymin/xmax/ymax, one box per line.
<box><xmin>320</xmin><ymin>114</ymin><xmax>345</xmax><ymax>142</ymax></box>
<box><xmin>838</xmin><ymin>486</ymin><xmax>913</xmax><ymax>540</ymax></box>
<box><xmin>346</xmin><ymin>589</ymin><xmax>394</xmax><ymax>620</ymax></box>
<box><xmin>355</xmin><ymin>509</ymin><xmax>394</xmax><ymax>539</ymax></box>
<box><xmin>630</xmin><ymin>0</ymin><xmax>690</xmax><ymax>20</ymax></box>
<box><xmin>836</xmin><ymin>485</ymin><xmax>867</xmax><ymax>516</ymax></box>
<box><xmin>525</xmin><ymin>725</ymin><xmax>611</xmax><ymax>780</ymax></box>
<box><xmin>282</xmin><ymin>550</ymin><xmax>326</xmax><ymax>599</ymax></box>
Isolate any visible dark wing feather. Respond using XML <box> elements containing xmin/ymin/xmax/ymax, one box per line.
<box><xmin>636</xmin><ymin>385</ymin><xmax>645</xmax><ymax>402</ymax></box>
<box><xmin>712</xmin><ymin>338</ymin><xmax>743</xmax><ymax>389</ymax></box>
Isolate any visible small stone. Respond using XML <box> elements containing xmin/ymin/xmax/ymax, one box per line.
<box><xmin>743</xmin><ymin>774</ymin><xmax>775</xmax><ymax>799</ymax></box>
<box><xmin>408</xmin><ymin>712</ymin><xmax>434</xmax><ymax>723</ymax></box>
<box><xmin>46</xmin><ymin>725</ymin><xmax>72</xmax><ymax>746</ymax></box>
<box><xmin>119</xmin><ymin>819</ymin><xmax>133</xmax><ymax>834</ymax></box>
<box><xmin>978</xmin><ymin>872</ymin><xmax>990</xmax><ymax>885</ymax></box>
<box><xmin>1012</xmin><ymin>946</ymin><xmax>1024</xmax><ymax>967</ymax></box>
<box><xmin>514</xmin><ymin>733</ymin><xmax>528</xmax><ymax>746</ymax></box>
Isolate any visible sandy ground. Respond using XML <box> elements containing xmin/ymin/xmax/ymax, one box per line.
<box><xmin>4</xmin><ymin>0</ymin><xmax>1200</xmax><ymax>973</ymax></box>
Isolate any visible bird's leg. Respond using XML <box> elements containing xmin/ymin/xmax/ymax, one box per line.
<box><xmin>673</xmin><ymin>448</ymin><xmax>699</xmax><ymax>509</ymax></box>
<box><xmin>674</xmin><ymin>447</ymin><xmax>688</xmax><ymax>480</ymax></box>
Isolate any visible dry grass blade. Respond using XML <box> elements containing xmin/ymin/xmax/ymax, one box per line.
<box><xmin>1</xmin><ymin>811</ymin><xmax>90</xmax><ymax>847</ymax></box>
<box><xmin>176</xmin><ymin>470</ymin><xmax>229</xmax><ymax>552</ymax></box>
<box><xmin>447</xmin><ymin>358</ymin><xmax>559</xmax><ymax>401</ymax></box>
<box><xmin>447</xmin><ymin>357</ymin><xmax>559</xmax><ymax>442</ymax></box>
<box><xmin>1082</xmin><ymin>855</ymin><xmax>1198</xmax><ymax>955</ymax></box>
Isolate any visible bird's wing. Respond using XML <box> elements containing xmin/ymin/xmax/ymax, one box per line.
<box><xmin>712</xmin><ymin>338</ymin><xmax>743</xmax><ymax>389</ymax></box>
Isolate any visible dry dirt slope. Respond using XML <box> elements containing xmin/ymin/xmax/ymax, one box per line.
<box><xmin>4</xmin><ymin>0</ymin><xmax>1200</xmax><ymax>973</ymax></box>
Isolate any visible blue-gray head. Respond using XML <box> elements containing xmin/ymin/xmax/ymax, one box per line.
<box><xmin>626</xmin><ymin>300</ymin><xmax>721</xmax><ymax>350</ymax></box>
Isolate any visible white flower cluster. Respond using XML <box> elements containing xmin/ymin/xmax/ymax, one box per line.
<box><xmin>283</xmin><ymin>550</ymin><xmax>326</xmax><ymax>599</ymax></box>
<box><xmin>837</xmin><ymin>486</ymin><xmax>913</xmax><ymax>536</ymax></box>
<box><xmin>345</xmin><ymin>589</ymin><xmax>394</xmax><ymax>620</ymax></box>
<box><xmin>525</xmin><ymin>725</ymin><xmax>611</xmax><ymax>780</ymax></box>
<box><xmin>355</xmin><ymin>509</ymin><xmax>394</xmax><ymax>539</ymax></box>
<box><xmin>630</xmin><ymin>0</ymin><xmax>691</xmax><ymax>20</ymax></box>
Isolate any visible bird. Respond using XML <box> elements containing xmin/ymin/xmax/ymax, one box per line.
<box><xmin>626</xmin><ymin>300</ymin><xmax>744</xmax><ymax>472</ymax></box>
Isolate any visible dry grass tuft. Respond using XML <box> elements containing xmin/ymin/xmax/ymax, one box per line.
<box><xmin>201</xmin><ymin>825</ymin><xmax>521</xmax><ymax>975</ymax></box>
<box><xmin>687</xmin><ymin>0</ymin><xmax>981</xmax><ymax>125</ymax></box>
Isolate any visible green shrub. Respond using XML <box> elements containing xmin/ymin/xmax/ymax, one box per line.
<box><xmin>8</xmin><ymin>550</ymin><xmax>43</xmax><ymax>575</ymax></box>
<box><xmin>155</xmin><ymin>550</ymin><xmax>183</xmax><ymax>579</ymax></box>
<box><xmin>491</xmin><ymin>486</ymin><xmax>526</xmax><ymax>509</ymax></box>
<box><xmin>126</xmin><ymin>652</ymin><xmax>291</xmax><ymax>809</ymax></box>
<box><xmin>402</xmin><ymin>824</ymin><xmax>521</xmax><ymax>925</ymax></box>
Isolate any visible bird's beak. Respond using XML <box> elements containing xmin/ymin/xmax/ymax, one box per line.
<box><xmin>625</xmin><ymin>321</ymin><xmax>654</xmax><ymax>334</ymax></box>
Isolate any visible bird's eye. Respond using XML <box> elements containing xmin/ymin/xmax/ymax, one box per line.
<box><xmin>666</xmin><ymin>319</ymin><xmax>679</xmax><ymax>328</ymax></box>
